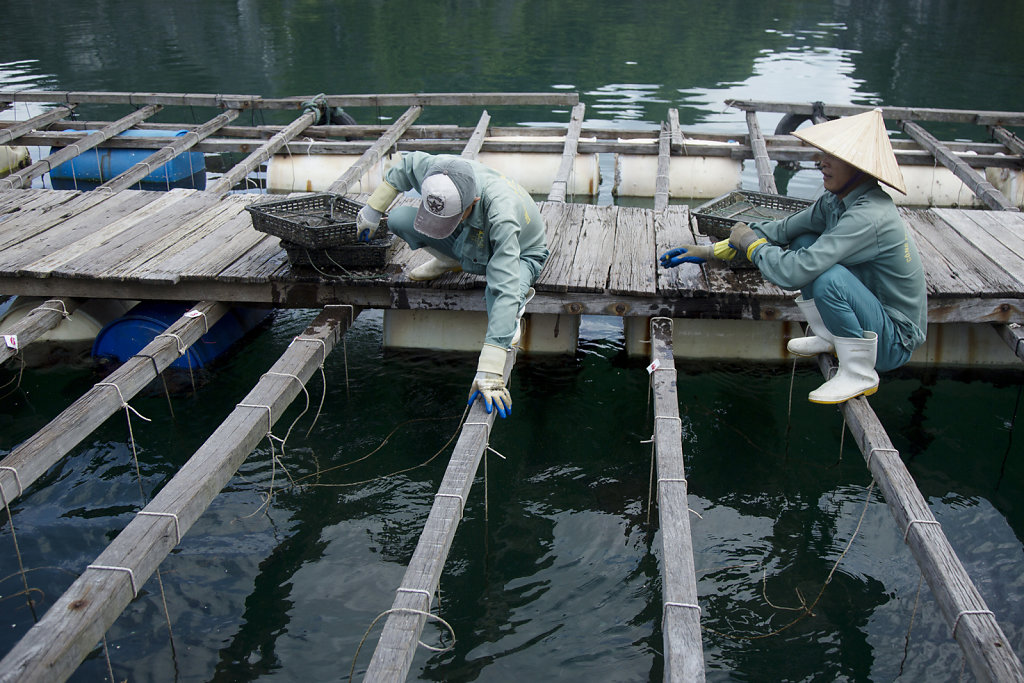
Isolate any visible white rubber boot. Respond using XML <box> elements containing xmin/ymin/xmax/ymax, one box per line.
<box><xmin>409</xmin><ymin>248</ymin><xmax>462</xmax><ymax>281</ymax></box>
<box><xmin>808</xmin><ymin>332</ymin><xmax>880</xmax><ymax>404</ymax></box>
<box><xmin>511</xmin><ymin>287</ymin><xmax>535</xmax><ymax>346</ymax></box>
<box><xmin>788</xmin><ymin>296</ymin><xmax>836</xmax><ymax>357</ymax></box>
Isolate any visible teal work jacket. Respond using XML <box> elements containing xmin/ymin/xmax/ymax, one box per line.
<box><xmin>384</xmin><ymin>152</ymin><xmax>549</xmax><ymax>349</ymax></box>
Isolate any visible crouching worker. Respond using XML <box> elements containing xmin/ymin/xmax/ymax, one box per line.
<box><xmin>661</xmin><ymin>108</ymin><xmax>926</xmax><ymax>404</ymax></box>
<box><xmin>355</xmin><ymin>152</ymin><xmax>549</xmax><ymax>418</ymax></box>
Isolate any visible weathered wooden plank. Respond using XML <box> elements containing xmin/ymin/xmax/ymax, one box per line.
<box><xmin>0</xmin><ymin>105</ymin><xmax>163</xmax><ymax>190</ymax></box>
<box><xmin>668</xmin><ymin>108</ymin><xmax>686</xmax><ymax>154</ymax></box>
<box><xmin>535</xmin><ymin>201</ymin><xmax>585</xmax><ymax>293</ymax></box>
<box><xmin>364</xmin><ymin>348</ymin><xmax>514</xmax><ymax>681</ymax></box>
<box><xmin>19</xmin><ymin>189</ymin><xmax>205</xmax><ymax>278</ymax></box>
<box><xmin>649</xmin><ymin>317</ymin><xmax>705</xmax><ymax>682</ymax></box>
<box><xmin>0</xmin><ymin>189</ymin><xmax>80</xmax><ymax>219</ymax></box>
<box><xmin>654</xmin><ymin>121</ymin><xmax>671</xmax><ymax>211</ymax></box>
<box><xmin>609</xmin><ymin>206</ymin><xmax>657</xmax><ymax>296</ymax></box>
<box><xmin>901</xmin><ymin>121</ymin><xmax>1019</xmax><ymax>212</ymax></box>
<box><xmin>97</xmin><ymin>108</ymin><xmax>241</xmax><ymax>192</ymax></box>
<box><xmin>932</xmin><ymin>208</ymin><xmax>1024</xmax><ymax>288</ymax></box>
<box><xmin>0</xmin><ymin>106</ymin><xmax>75</xmax><ymax>145</ymax></box>
<box><xmin>460</xmin><ymin>110</ymin><xmax>490</xmax><ymax>159</ymax></box>
<box><xmin>206</xmin><ymin>109</ymin><xmax>320</xmax><ymax>196</ymax></box>
<box><xmin>990</xmin><ymin>126</ymin><xmax>1024</xmax><ymax>156</ymax></box>
<box><xmin>547</xmin><ymin>102</ymin><xmax>586</xmax><ymax>203</ymax></box>
<box><xmin>900</xmin><ymin>209</ymin><xmax>975</xmax><ymax>297</ymax></box>
<box><xmin>0</xmin><ymin>191</ymin><xmax>165</xmax><ymax>275</ymax></box>
<box><xmin>568</xmin><ymin>204</ymin><xmax>618</xmax><ymax>293</ymax></box>
<box><xmin>655</xmin><ymin>206</ymin><xmax>708</xmax><ymax>295</ymax></box>
<box><xmin>326</xmin><ymin>106</ymin><xmax>423</xmax><ymax>195</ymax></box>
<box><xmin>817</xmin><ymin>354</ymin><xmax>1024</xmax><ymax>683</ymax></box>
<box><xmin>0</xmin><ymin>298</ymin><xmax>80</xmax><ymax>365</ymax></box>
<box><xmin>216</xmin><ymin>234</ymin><xmax>286</xmax><ymax>282</ymax></box>
<box><xmin>0</xmin><ymin>191</ymin><xmax>115</xmax><ymax>251</ymax></box>
<box><xmin>745</xmin><ymin>110</ymin><xmax>778</xmax><ymax>194</ymax></box>
<box><xmin>0</xmin><ymin>306</ymin><xmax>353</xmax><ymax>683</ymax></box>
<box><xmin>726</xmin><ymin>99</ymin><xmax>1024</xmax><ymax>127</ymax></box>
<box><xmin>993</xmin><ymin>322</ymin><xmax>1024</xmax><ymax>361</ymax></box>
<box><xmin>909</xmin><ymin>208</ymin><xmax>1023</xmax><ymax>295</ymax></box>
<box><xmin>0</xmin><ymin>301</ymin><xmax>227</xmax><ymax>508</ymax></box>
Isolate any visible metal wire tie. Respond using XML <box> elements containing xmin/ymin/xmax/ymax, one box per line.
<box><xmin>464</xmin><ymin>420</ymin><xmax>492</xmax><ymax>436</ymax></box>
<box><xmin>237</xmin><ymin>403</ymin><xmax>273</xmax><ymax>434</ymax></box>
<box><xmin>867</xmin><ymin>447</ymin><xmax>898</xmax><ymax>469</ymax></box>
<box><xmin>138</xmin><ymin>511</ymin><xmax>182</xmax><ymax>545</ymax></box>
<box><xmin>184</xmin><ymin>308</ymin><xmax>210</xmax><ymax>334</ymax></box>
<box><xmin>0</xmin><ymin>466</ymin><xmax>23</xmax><ymax>499</ymax></box>
<box><xmin>434</xmin><ymin>492</ymin><xmax>466</xmax><ymax>519</ymax></box>
<box><xmin>88</xmin><ymin>564</ymin><xmax>139</xmax><ymax>597</ymax></box>
<box><xmin>397</xmin><ymin>587</ymin><xmax>433</xmax><ymax>607</ymax></box>
<box><xmin>663</xmin><ymin>601</ymin><xmax>701</xmax><ymax>625</ymax></box>
<box><xmin>903</xmin><ymin>518</ymin><xmax>941</xmax><ymax>543</ymax></box>
<box><xmin>658</xmin><ymin>477</ymin><xmax>688</xmax><ymax>491</ymax></box>
<box><xmin>40</xmin><ymin>299</ymin><xmax>71</xmax><ymax>318</ymax></box>
<box><xmin>156</xmin><ymin>332</ymin><xmax>187</xmax><ymax>356</ymax></box>
<box><xmin>290</xmin><ymin>336</ymin><xmax>327</xmax><ymax>366</ymax></box>
<box><xmin>952</xmin><ymin>609</ymin><xmax>995</xmax><ymax>640</ymax></box>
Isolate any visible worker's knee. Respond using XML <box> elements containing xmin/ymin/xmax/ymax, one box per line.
<box><xmin>387</xmin><ymin>205</ymin><xmax>421</xmax><ymax>245</ymax></box>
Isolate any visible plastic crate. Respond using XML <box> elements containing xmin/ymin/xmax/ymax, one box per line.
<box><xmin>693</xmin><ymin>190</ymin><xmax>813</xmax><ymax>239</ymax></box>
<box><xmin>281</xmin><ymin>234</ymin><xmax>397</xmax><ymax>272</ymax></box>
<box><xmin>246</xmin><ymin>194</ymin><xmax>389</xmax><ymax>249</ymax></box>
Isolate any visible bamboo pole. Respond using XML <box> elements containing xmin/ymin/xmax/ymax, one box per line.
<box><xmin>0</xmin><ymin>301</ymin><xmax>227</xmax><ymax>507</ymax></box>
<box><xmin>363</xmin><ymin>348</ymin><xmax>515</xmax><ymax>681</ymax></box>
<box><xmin>326</xmin><ymin>106</ymin><xmax>423</xmax><ymax>195</ymax></box>
<box><xmin>745</xmin><ymin>110</ymin><xmax>778</xmax><ymax>194</ymax></box>
<box><xmin>0</xmin><ymin>106</ymin><xmax>76</xmax><ymax>146</ymax></box>
<box><xmin>0</xmin><ymin>104</ymin><xmax>162</xmax><ymax>190</ymax></box>
<box><xmin>547</xmin><ymin>102</ymin><xmax>586</xmax><ymax>203</ymax></box>
<box><xmin>97</xmin><ymin>109</ymin><xmax>241</xmax><ymax>193</ymax></box>
<box><xmin>649</xmin><ymin>317</ymin><xmax>705</xmax><ymax>682</ymax></box>
<box><xmin>0</xmin><ymin>305</ymin><xmax>357</xmax><ymax>683</ymax></box>
<box><xmin>206</xmin><ymin>108</ymin><xmax>321</xmax><ymax>196</ymax></box>
<box><xmin>460</xmin><ymin>110</ymin><xmax>490</xmax><ymax>159</ymax></box>
<box><xmin>901</xmin><ymin>120</ymin><xmax>1019</xmax><ymax>212</ymax></box>
<box><xmin>0</xmin><ymin>298</ymin><xmax>80</xmax><ymax>365</ymax></box>
<box><xmin>815</xmin><ymin>354</ymin><xmax>1024</xmax><ymax>683</ymax></box>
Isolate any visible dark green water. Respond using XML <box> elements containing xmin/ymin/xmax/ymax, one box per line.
<box><xmin>1</xmin><ymin>1</ymin><xmax>1023</xmax><ymax>681</ymax></box>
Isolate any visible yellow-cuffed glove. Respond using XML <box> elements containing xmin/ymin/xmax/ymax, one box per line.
<box><xmin>356</xmin><ymin>181</ymin><xmax>399</xmax><ymax>242</ymax></box>
<box><xmin>468</xmin><ymin>343</ymin><xmax>512</xmax><ymax>418</ymax></box>
<box><xmin>659</xmin><ymin>239</ymin><xmax>736</xmax><ymax>267</ymax></box>
<box><xmin>727</xmin><ymin>222</ymin><xmax>768</xmax><ymax>261</ymax></box>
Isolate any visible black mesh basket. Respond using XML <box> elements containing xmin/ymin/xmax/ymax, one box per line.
<box><xmin>281</xmin><ymin>234</ymin><xmax>397</xmax><ymax>271</ymax></box>
<box><xmin>246</xmin><ymin>193</ymin><xmax>389</xmax><ymax>249</ymax></box>
<box><xmin>693</xmin><ymin>190</ymin><xmax>813</xmax><ymax>239</ymax></box>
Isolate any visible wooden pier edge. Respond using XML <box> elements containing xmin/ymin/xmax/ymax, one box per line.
<box><xmin>0</xmin><ymin>305</ymin><xmax>358</xmax><ymax>683</ymax></box>
<box><xmin>649</xmin><ymin>317</ymin><xmax>705</xmax><ymax>682</ymax></box>
<box><xmin>363</xmin><ymin>349</ymin><xmax>515</xmax><ymax>681</ymax></box>
<box><xmin>816</xmin><ymin>355</ymin><xmax>1024</xmax><ymax>683</ymax></box>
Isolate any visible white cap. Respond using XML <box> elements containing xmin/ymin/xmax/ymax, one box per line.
<box><xmin>413</xmin><ymin>156</ymin><xmax>478</xmax><ymax>238</ymax></box>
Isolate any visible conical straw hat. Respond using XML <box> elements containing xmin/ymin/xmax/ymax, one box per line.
<box><xmin>794</xmin><ymin>108</ymin><xmax>907</xmax><ymax>194</ymax></box>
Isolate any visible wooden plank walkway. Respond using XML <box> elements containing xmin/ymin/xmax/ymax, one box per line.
<box><xmin>0</xmin><ymin>188</ymin><xmax>1023</xmax><ymax>324</ymax></box>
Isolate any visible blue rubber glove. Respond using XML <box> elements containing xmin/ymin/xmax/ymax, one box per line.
<box><xmin>356</xmin><ymin>206</ymin><xmax>382</xmax><ymax>242</ymax></box>
<box><xmin>468</xmin><ymin>344</ymin><xmax>511</xmax><ymax>418</ymax></box>
<box><xmin>659</xmin><ymin>239</ymin><xmax>737</xmax><ymax>267</ymax></box>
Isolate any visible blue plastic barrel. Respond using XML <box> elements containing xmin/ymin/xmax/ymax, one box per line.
<box><xmin>92</xmin><ymin>302</ymin><xmax>271</xmax><ymax>370</ymax></box>
<box><xmin>50</xmin><ymin>129</ymin><xmax>206</xmax><ymax>191</ymax></box>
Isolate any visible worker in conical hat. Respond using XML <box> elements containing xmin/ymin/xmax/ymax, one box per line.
<box><xmin>354</xmin><ymin>152</ymin><xmax>548</xmax><ymax>418</ymax></box>
<box><xmin>662</xmin><ymin>108</ymin><xmax>927</xmax><ymax>404</ymax></box>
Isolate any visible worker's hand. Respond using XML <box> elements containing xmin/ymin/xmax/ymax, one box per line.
<box><xmin>728</xmin><ymin>222</ymin><xmax>766</xmax><ymax>260</ymax></box>
<box><xmin>468</xmin><ymin>344</ymin><xmax>512</xmax><ymax>418</ymax></box>
<box><xmin>356</xmin><ymin>206</ymin><xmax>382</xmax><ymax>242</ymax></box>
<box><xmin>659</xmin><ymin>239</ymin><xmax>736</xmax><ymax>267</ymax></box>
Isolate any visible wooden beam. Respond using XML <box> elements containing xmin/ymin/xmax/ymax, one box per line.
<box><xmin>97</xmin><ymin>109</ymin><xmax>241</xmax><ymax>192</ymax></box>
<box><xmin>0</xmin><ymin>90</ymin><xmax>259</xmax><ymax>109</ymax></box>
<box><xmin>547</xmin><ymin>102</ymin><xmax>586</xmax><ymax>202</ymax></box>
<box><xmin>993</xmin><ymin>322</ymin><xmax>1024</xmax><ymax>361</ymax></box>
<box><xmin>901</xmin><ymin>120</ymin><xmax>1019</xmax><ymax>212</ymax></box>
<box><xmin>990</xmin><ymin>126</ymin><xmax>1024</xmax><ymax>156</ymax></box>
<box><xmin>0</xmin><ymin>298</ymin><xmax>80</xmax><ymax>365</ymax></box>
<box><xmin>0</xmin><ymin>305</ymin><xmax>356</xmax><ymax>683</ymax></box>
<box><xmin>364</xmin><ymin>349</ymin><xmax>515</xmax><ymax>680</ymax></box>
<box><xmin>0</xmin><ymin>104</ymin><xmax>162</xmax><ymax>190</ymax></box>
<box><xmin>326</xmin><ymin>106</ymin><xmax>423</xmax><ymax>195</ymax></box>
<box><xmin>668</xmin><ymin>108</ymin><xmax>686</xmax><ymax>154</ymax></box>
<box><xmin>460</xmin><ymin>110</ymin><xmax>490</xmax><ymax>159</ymax></box>
<box><xmin>726</xmin><ymin>99</ymin><xmax>1024</xmax><ymax>127</ymax></box>
<box><xmin>654</xmin><ymin>121</ymin><xmax>671</xmax><ymax>211</ymax></box>
<box><xmin>815</xmin><ymin>354</ymin><xmax>1024</xmax><ymax>683</ymax></box>
<box><xmin>649</xmin><ymin>317</ymin><xmax>705</xmax><ymax>682</ymax></box>
<box><xmin>745</xmin><ymin>110</ymin><xmax>778</xmax><ymax>194</ymax></box>
<box><xmin>0</xmin><ymin>302</ymin><xmax>228</xmax><ymax>507</ymax></box>
<box><xmin>0</xmin><ymin>106</ymin><xmax>76</xmax><ymax>145</ymax></box>
<box><xmin>206</xmin><ymin>109</ymin><xmax>320</xmax><ymax>196</ymax></box>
